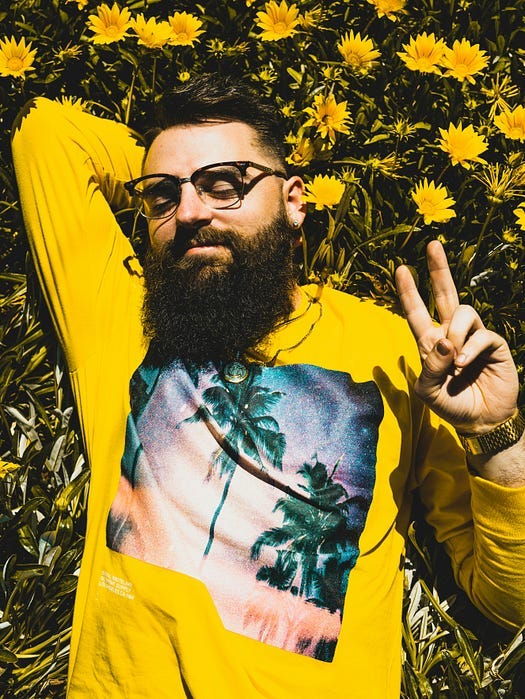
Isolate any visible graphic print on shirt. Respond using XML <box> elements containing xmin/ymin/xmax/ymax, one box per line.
<box><xmin>107</xmin><ymin>360</ymin><xmax>384</xmax><ymax>661</ymax></box>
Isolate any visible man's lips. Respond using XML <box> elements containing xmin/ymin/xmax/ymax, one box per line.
<box><xmin>183</xmin><ymin>241</ymin><xmax>230</xmax><ymax>256</ymax></box>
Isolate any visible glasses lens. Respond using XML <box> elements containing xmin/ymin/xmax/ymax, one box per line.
<box><xmin>134</xmin><ymin>177</ymin><xmax>180</xmax><ymax>219</ymax></box>
<box><xmin>194</xmin><ymin>165</ymin><xmax>244</xmax><ymax>208</ymax></box>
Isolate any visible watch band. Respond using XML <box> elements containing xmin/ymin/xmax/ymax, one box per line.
<box><xmin>457</xmin><ymin>409</ymin><xmax>525</xmax><ymax>456</ymax></box>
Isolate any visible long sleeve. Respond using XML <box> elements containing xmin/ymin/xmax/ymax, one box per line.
<box><xmin>414</xmin><ymin>409</ymin><xmax>525</xmax><ymax>630</ymax></box>
<box><xmin>11</xmin><ymin>97</ymin><xmax>145</xmax><ymax>372</ymax></box>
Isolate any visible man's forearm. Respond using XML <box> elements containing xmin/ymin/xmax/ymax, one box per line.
<box><xmin>467</xmin><ymin>430</ymin><xmax>525</xmax><ymax>488</ymax></box>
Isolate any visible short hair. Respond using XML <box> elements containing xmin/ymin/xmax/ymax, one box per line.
<box><xmin>147</xmin><ymin>73</ymin><xmax>287</xmax><ymax>167</ymax></box>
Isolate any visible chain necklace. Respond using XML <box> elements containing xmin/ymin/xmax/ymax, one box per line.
<box><xmin>222</xmin><ymin>292</ymin><xmax>323</xmax><ymax>383</ymax></box>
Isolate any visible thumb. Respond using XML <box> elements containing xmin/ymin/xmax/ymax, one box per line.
<box><xmin>416</xmin><ymin>338</ymin><xmax>455</xmax><ymax>401</ymax></box>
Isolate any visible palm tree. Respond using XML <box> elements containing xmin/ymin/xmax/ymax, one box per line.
<box><xmin>178</xmin><ymin>365</ymin><xmax>287</xmax><ymax>557</ymax></box>
<box><xmin>251</xmin><ymin>456</ymin><xmax>366</xmax><ymax>613</ymax></box>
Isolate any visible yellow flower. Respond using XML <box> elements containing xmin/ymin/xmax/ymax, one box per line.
<box><xmin>87</xmin><ymin>3</ymin><xmax>132</xmax><ymax>44</ymax></box>
<box><xmin>178</xmin><ymin>70</ymin><xmax>191</xmax><ymax>82</ymax></box>
<box><xmin>131</xmin><ymin>14</ymin><xmax>172</xmax><ymax>49</ymax></box>
<box><xmin>286</xmin><ymin>137</ymin><xmax>315</xmax><ymax>167</ymax></box>
<box><xmin>337</xmin><ymin>31</ymin><xmax>380</xmax><ymax>73</ymax></box>
<box><xmin>494</xmin><ymin>106</ymin><xmax>525</xmax><ymax>142</ymax></box>
<box><xmin>473</xmin><ymin>162</ymin><xmax>525</xmax><ymax>204</ymax></box>
<box><xmin>0</xmin><ymin>36</ymin><xmax>37</xmax><ymax>77</ymax></box>
<box><xmin>438</xmin><ymin>123</ymin><xmax>488</xmax><ymax>169</ymax></box>
<box><xmin>481</xmin><ymin>74</ymin><xmax>520</xmax><ymax>120</ymax></box>
<box><xmin>503</xmin><ymin>227</ymin><xmax>519</xmax><ymax>243</ymax></box>
<box><xmin>440</xmin><ymin>39</ymin><xmax>489</xmax><ymax>84</ymax></box>
<box><xmin>367</xmin><ymin>0</ymin><xmax>406</xmax><ymax>21</ymax></box>
<box><xmin>514</xmin><ymin>206</ymin><xmax>525</xmax><ymax>231</ymax></box>
<box><xmin>304</xmin><ymin>94</ymin><xmax>351</xmax><ymax>143</ymax></box>
<box><xmin>397</xmin><ymin>32</ymin><xmax>445</xmax><ymax>75</ymax></box>
<box><xmin>255</xmin><ymin>0</ymin><xmax>300</xmax><ymax>41</ymax></box>
<box><xmin>412</xmin><ymin>178</ymin><xmax>456</xmax><ymax>224</ymax></box>
<box><xmin>299</xmin><ymin>7</ymin><xmax>323</xmax><ymax>30</ymax></box>
<box><xmin>303</xmin><ymin>175</ymin><xmax>346</xmax><ymax>210</ymax></box>
<box><xmin>167</xmin><ymin>12</ymin><xmax>204</xmax><ymax>46</ymax></box>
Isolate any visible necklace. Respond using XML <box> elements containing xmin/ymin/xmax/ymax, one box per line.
<box><xmin>222</xmin><ymin>292</ymin><xmax>323</xmax><ymax>383</ymax></box>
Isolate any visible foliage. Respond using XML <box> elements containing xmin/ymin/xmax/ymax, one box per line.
<box><xmin>1</xmin><ymin>0</ymin><xmax>525</xmax><ymax>695</ymax></box>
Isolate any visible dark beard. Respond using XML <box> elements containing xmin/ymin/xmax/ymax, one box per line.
<box><xmin>141</xmin><ymin>209</ymin><xmax>298</xmax><ymax>366</ymax></box>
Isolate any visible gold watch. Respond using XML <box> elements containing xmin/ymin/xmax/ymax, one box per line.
<box><xmin>457</xmin><ymin>409</ymin><xmax>525</xmax><ymax>456</ymax></box>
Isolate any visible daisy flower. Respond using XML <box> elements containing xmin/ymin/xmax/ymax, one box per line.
<box><xmin>366</xmin><ymin>0</ymin><xmax>406</xmax><ymax>21</ymax></box>
<box><xmin>494</xmin><ymin>106</ymin><xmax>525</xmax><ymax>142</ymax></box>
<box><xmin>437</xmin><ymin>123</ymin><xmax>488</xmax><ymax>169</ymax></box>
<box><xmin>337</xmin><ymin>31</ymin><xmax>381</xmax><ymax>73</ymax></box>
<box><xmin>304</xmin><ymin>94</ymin><xmax>351</xmax><ymax>143</ymax></box>
<box><xmin>255</xmin><ymin>0</ymin><xmax>300</xmax><ymax>41</ymax></box>
<box><xmin>397</xmin><ymin>32</ymin><xmax>445</xmax><ymax>75</ymax></box>
<box><xmin>303</xmin><ymin>175</ymin><xmax>346</xmax><ymax>210</ymax></box>
<box><xmin>412</xmin><ymin>178</ymin><xmax>456</xmax><ymax>224</ymax></box>
<box><xmin>0</xmin><ymin>36</ymin><xmax>37</xmax><ymax>77</ymax></box>
<box><xmin>167</xmin><ymin>12</ymin><xmax>204</xmax><ymax>46</ymax></box>
<box><xmin>87</xmin><ymin>3</ymin><xmax>132</xmax><ymax>44</ymax></box>
<box><xmin>132</xmin><ymin>14</ymin><xmax>173</xmax><ymax>49</ymax></box>
<box><xmin>440</xmin><ymin>39</ymin><xmax>489</xmax><ymax>84</ymax></box>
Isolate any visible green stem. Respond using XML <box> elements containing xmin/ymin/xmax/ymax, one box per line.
<box><xmin>399</xmin><ymin>216</ymin><xmax>421</xmax><ymax>250</ymax></box>
<box><xmin>124</xmin><ymin>67</ymin><xmax>138</xmax><ymax>126</ymax></box>
<box><xmin>435</xmin><ymin>162</ymin><xmax>450</xmax><ymax>185</ymax></box>
<box><xmin>475</xmin><ymin>203</ymin><xmax>497</xmax><ymax>253</ymax></box>
<box><xmin>151</xmin><ymin>56</ymin><xmax>157</xmax><ymax>99</ymax></box>
<box><xmin>458</xmin><ymin>203</ymin><xmax>498</xmax><ymax>288</ymax></box>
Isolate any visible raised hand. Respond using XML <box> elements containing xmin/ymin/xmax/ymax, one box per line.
<box><xmin>395</xmin><ymin>240</ymin><xmax>518</xmax><ymax>434</ymax></box>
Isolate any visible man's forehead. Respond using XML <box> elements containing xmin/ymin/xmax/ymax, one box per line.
<box><xmin>144</xmin><ymin>120</ymin><xmax>263</xmax><ymax>172</ymax></box>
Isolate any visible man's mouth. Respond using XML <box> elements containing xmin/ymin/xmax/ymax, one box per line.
<box><xmin>183</xmin><ymin>239</ymin><xmax>231</xmax><ymax>258</ymax></box>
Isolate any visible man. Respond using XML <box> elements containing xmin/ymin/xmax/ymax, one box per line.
<box><xmin>12</xmin><ymin>74</ymin><xmax>525</xmax><ymax>698</ymax></box>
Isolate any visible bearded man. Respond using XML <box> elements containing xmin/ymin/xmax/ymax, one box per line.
<box><xmin>12</xmin><ymin>74</ymin><xmax>525</xmax><ymax>699</ymax></box>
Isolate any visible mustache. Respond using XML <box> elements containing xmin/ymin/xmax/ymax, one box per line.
<box><xmin>162</xmin><ymin>226</ymin><xmax>238</xmax><ymax>261</ymax></box>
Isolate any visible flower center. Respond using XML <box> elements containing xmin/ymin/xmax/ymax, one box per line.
<box><xmin>417</xmin><ymin>57</ymin><xmax>432</xmax><ymax>69</ymax></box>
<box><xmin>177</xmin><ymin>32</ymin><xmax>188</xmax><ymax>40</ymax></box>
<box><xmin>274</xmin><ymin>21</ymin><xmax>287</xmax><ymax>32</ymax></box>
<box><xmin>106</xmin><ymin>25</ymin><xmax>119</xmax><ymax>36</ymax></box>
<box><xmin>7</xmin><ymin>57</ymin><xmax>23</xmax><ymax>70</ymax></box>
<box><xmin>345</xmin><ymin>52</ymin><xmax>361</xmax><ymax>67</ymax></box>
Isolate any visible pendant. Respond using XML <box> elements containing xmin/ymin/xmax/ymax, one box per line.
<box><xmin>222</xmin><ymin>360</ymin><xmax>249</xmax><ymax>383</ymax></box>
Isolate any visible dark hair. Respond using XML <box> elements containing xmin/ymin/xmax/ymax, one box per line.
<box><xmin>147</xmin><ymin>73</ymin><xmax>287</xmax><ymax>167</ymax></box>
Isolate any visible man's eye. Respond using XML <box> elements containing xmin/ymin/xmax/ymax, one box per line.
<box><xmin>145</xmin><ymin>197</ymin><xmax>174</xmax><ymax>215</ymax></box>
<box><xmin>197</xmin><ymin>170</ymin><xmax>243</xmax><ymax>200</ymax></box>
<box><xmin>206</xmin><ymin>182</ymin><xmax>240</xmax><ymax>200</ymax></box>
<box><xmin>141</xmin><ymin>181</ymin><xmax>179</xmax><ymax>213</ymax></box>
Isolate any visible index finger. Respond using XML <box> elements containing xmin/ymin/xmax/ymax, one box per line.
<box><xmin>395</xmin><ymin>263</ymin><xmax>435</xmax><ymax>342</ymax></box>
<box><xmin>426</xmin><ymin>240</ymin><xmax>460</xmax><ymax>323</ymax></box>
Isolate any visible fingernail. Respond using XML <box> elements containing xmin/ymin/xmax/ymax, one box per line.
<box><xmin>437</xmin><ymin>340</ymin><xmax>449</xmax><ymax>356</ymax></box>
<box><xmin>456</xmin><ymin>353</ymin><xmax>467</xmax><ymax>365</ymax></box>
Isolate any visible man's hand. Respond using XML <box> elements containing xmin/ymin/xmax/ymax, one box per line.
<box><xmin>395</xmin><ymin>240</ymin><xmax>519</xmax><ymax>435</ymax></box>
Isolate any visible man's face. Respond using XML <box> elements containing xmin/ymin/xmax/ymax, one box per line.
<box><xmin>140</xmin><ymin>121</ymin><xmax>307</xmax><ymax>366</ymax></box>
<box><xmin>143</xmin><ymin>121</ymin><xmax>305</xmax><ymax>254</ymax></box>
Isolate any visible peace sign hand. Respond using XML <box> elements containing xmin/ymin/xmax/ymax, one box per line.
<box><xmin>395</xmin><ymin>240</ymin><xmax>519</xmax><ymax>435</ymax></box>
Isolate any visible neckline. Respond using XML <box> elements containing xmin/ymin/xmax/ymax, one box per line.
<box><xmin>245</xmin><ymin>284</ymin><xmax>323</xmax><ymax>366</ymax></box>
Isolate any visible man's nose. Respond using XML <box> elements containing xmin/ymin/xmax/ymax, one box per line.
<box><xmin>174</xmin><ymin>180</ymin><xmax>213</xmax><ymax>229</ymax></box>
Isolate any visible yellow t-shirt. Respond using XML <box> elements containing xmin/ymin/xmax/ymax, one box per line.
<box><xmin>12</xmin><ymin>98</ymin><xmax>525</xmax><ymax>699</ymax></box>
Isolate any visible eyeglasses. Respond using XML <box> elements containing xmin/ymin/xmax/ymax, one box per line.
<box><xmin>124</xmin><ymin>160</ymin><xmax>287</xmax><ymax>220</ymax></box>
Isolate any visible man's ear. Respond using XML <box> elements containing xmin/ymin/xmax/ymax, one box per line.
<box><xmin>283</xmin><ymin>175</ymin><xmax>307</xmax><ymax>232</ymax></box>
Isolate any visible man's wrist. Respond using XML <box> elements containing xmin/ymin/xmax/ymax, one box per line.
<box><xmin>456</xmin><ymin>408</ymin><xmax>525</xmax><ymax>456</ymax></box>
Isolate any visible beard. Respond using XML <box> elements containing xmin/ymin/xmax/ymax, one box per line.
<box><xmin>141</xmin><ymin>208</ymin><xmax>298</xmax><ymax>366</ymax></box>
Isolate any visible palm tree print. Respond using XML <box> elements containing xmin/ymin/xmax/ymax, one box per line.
<box><xmin>251</xmin><ymin>456</ymin><xmax>365</xmax><ymax>617</ymax></box>
<box><xmin>178</xmin><ymin>364</ymin><xmax>287</xmax><ymax>557</ymax></box>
